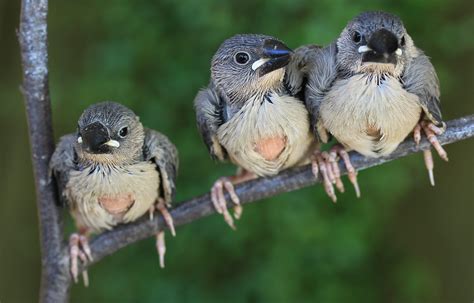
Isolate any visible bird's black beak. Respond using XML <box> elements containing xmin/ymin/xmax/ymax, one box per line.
<box><xmin>79</xmin><ymin>121</ymin><xmax>114</xmax><ymax>154</ymax></box>
<box><xmin>361</xmin><ymin>28</ymin><xmax>400</xmax><ymax>64</ymax></box>
<box><xmin>255</xmin><ymin>39</ymin><xmax>293</xmax><ymax>77</ymax></box>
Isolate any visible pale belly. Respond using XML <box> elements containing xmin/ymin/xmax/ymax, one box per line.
<box><xmin>65</xmin><ymin>161</ymin><xmax>159</xmax><ymax>232</ymax></box>
<box><xmin>217</xmin><ymin>94</ymin><xmax>315</xmax><ymax>176</ymax></box>
<box><xmin>320</xmin><ymin>74</ymin><xmax>422</xmax><ymax>157</ymax></box>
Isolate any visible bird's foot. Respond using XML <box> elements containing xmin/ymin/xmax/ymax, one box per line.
<box><xmin>69</xmin><ymin>233</ymin><xmax>93</xmax><ymax>286</ymax></box>
<box><xmin>413</xmin><ymin>121</ymin><xmax>448</xmax><ymax>186</ymax></box>
<box><xmin>330</xmin><ymin>145</ymin><xmax>360</xmax><ymax>198</ymax></box>
<box><xmin>312</xmin><ymin>150</ymin><xmax>338</xmax><ymax>202</ymax></box>
<box><xmin>210</xmin><ymin>170</ymin><xmax>255</xmax><ymax>229</ymax></box>
<box><xmin>211</xmin><ymin>177</ymin><xmax>241</xmax><ymax>229</ymax></box>
<box><xmin>156</xmin><ymin>231</ymin><xmax>166</xmax><ymax>268</ymax></box>
<box><xmin>149</xmin><ymin>198</ymin><xmax>176</xmax><ymax>236</ymax></box>
<box><xmin>149</xmin><ymin>198</ymin><xmax>176</xmax><ymax>268</ymax></box>
<box><xmin>311</xmin><ymin>146</ymin><xmax>360</xmax><ymax>202</ymax></box>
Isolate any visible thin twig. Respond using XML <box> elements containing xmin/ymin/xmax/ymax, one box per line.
<box><xmin>18</xmin><ymin>0</ymin><xmax>70</xmax><ymax>302</ymax></box>
<box><xmin>81</xmin><ymin>115</ymin><xmax>474</xmax><ymax>271</ymax></box>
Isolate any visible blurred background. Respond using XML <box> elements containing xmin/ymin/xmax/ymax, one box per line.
<box><xmin>0</xmin><ymin>0</ymin><xmax>473</xmax><ymax>302</ymax></box>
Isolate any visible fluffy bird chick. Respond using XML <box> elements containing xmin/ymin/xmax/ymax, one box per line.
<box><xmin>50</xmin><ymin>102</ymin><xmax>178</xmax><ymax>284</ymax></box>
<box><xmin>302</xmin><ymin>11</ymin><xmax>447</xmax><ymax>196</ymax></box>
<box><xmin>194</xmin><ymin>34</ymin><xmax>316</xmax><ymax>228</ymax></box>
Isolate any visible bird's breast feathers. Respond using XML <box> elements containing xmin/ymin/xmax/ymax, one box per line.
<box><xmin>65</xmin><ymin>161</ymin><xmax>159</xmax><ymax>231</ymax></box>
<box><xmin>217</xmin><ymin>93</ymin><xmax>314</xmax><ymax>176</ymax></box>
<box><xmin>320</xmin><ymin>73</ymin><xmax>422</xmax><ymax>157</ymax></box>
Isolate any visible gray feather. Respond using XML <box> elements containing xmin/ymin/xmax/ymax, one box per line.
<box><xmin>143</xmin><ymin>129</ymin><xmax>179</xmax><ymax>204</ymax></box>
<box><xmin>194</xmin><ymin>81</ymin><xmax>228</xmax><ymax>161</ymax></box>
<box><xmin>402</xmin><ymin>50</ymin><xmax>444</xmax><ymax>127</ymax></box>
<box><xmin>284</xmin><ymin>45</ymin><xmax>315</xmax><ymax>95</ymax></box>
<box><xmin>49</xmin><ymin>133</ymin><xmax>77</xmax><ymax>206</ymax></box>
<box><xmin>303</xmin><ymin>43</ymin><xmax>338</xmax><ymax>139</ymax></box>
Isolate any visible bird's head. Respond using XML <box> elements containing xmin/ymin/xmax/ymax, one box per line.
<box><xmin>211</xmin><ymin>34</ymin><xmax>293</xmax><ymax>103</ymax></box>
<box><xmin>75</xmin><ymin>102</ymin><xmax>144</xmax><ymax>165</ymax></box>
<box><xmin>336</xmin><ymin>11</ymin><xmax>416</xmax><ymax>77</ymax></box>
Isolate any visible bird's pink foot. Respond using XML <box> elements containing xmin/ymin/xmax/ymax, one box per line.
<box><xmin>149</xmin><ymin>198</ymin><xmax>176</xmax><ymax>236</ymax></box>
<box><xmin>149</xmin><ymin>198</ymin><xmax>176</xmax><ymax>268</ymax></box>
<box><xmin>210</xmin><ymin>170</ymin><xmax>255</xmax><ymax>229</ymax></box>
<box><xmin>156</xmin><ymin>231</ymin><xmax>166</xmax><ymax>268</ymax></box>
<box><xmin>311</xmin><ymin>146</ymin><xmax>360</xmax><ymax>202</ymax></box>
<box><xmin>330</xmin><ymin>145</ymin><xmax>360</xmax><ymax>198</ymax></box>
<box><xmin>69</xmin><ymin>232</ymin><xmax>93</xmax><ymax>286</ymax></box>
<box><xmin>312</xmin><ymin>150</ymin><xmax>338</xmax><ymax>202</ymax></box>
<box><xmin>414</xmin><ymin>121</ymin><xmax>448</xmax><ymax>186</ymax></box>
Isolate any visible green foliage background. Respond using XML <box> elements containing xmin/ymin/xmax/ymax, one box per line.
<box><xmin>0</xmin><ymin>0</ymin><xmax>473</xmax><ymax>302</ymax></box>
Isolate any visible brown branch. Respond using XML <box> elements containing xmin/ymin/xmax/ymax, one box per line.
<box><xmin>18</xmin><ymin>0</ymin><xmax>70</xmax><ymax>302</ymax></box>
<box><xmin>82</xmin><ymin>115</ymin><xmax>474</xmax><ymax>271</ymax></box>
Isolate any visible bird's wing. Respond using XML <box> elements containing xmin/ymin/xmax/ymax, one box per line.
<box><xmin>402</xmin><ymin>49</ymin><xmax>444</xmax><ymax>129</ymax></box>
<box><xmin>143</xmin><ymin>129</ymin><xmax>179</xmax><ymax>204</ymax></box>
<box><xmin>193</xmin><ymin>81</ymin><xmax>228</xmax><ymax>161</ymax></box>
<box><xmin>49</xmin><ymin>133</ymin><xmax>77</xmax><ymax>206</ymax></box>
<box><xmin>285</xmin><ymin>44</ymin><xmax>322</xmax><ymax>96</ymax></box>
<box><xmin>300</xmin><ymin>43</ymin><xmax>338</xmax><ymax>142</ymax></box>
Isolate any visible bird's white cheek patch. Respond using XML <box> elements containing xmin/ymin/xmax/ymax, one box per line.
<box><xmin>77</xmin><ymin>136</ymin><xmax>83</xmax><ymax>144</ymax></box>
<box><xmin>395</xmin><ymin>48</ymin><xmax>402</xmax><ymax>56</ymax></box>
<box><xmin>251</xmin><ymin>58</ymin><xmax>270</xmax><ymax>71</ymax></box>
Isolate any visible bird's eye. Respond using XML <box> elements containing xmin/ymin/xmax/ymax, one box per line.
<box><xmin>118</xmin><ymin>127</ymin><xmax>129</xmax><ymax>138</ymax></box>
<box><xmin>352</xmin><ymin>31</ymin><xmax>362</xmax><ymax>43</ymax></box>
<box><xmin>234</xmin><ymin>52</ymin><xmax>250</xmax><ymax>65</ymax></box>
<box><xmin>400</xmin><ymin>35</ymin><xmax>406</xmax><ymax>47</ymax></box>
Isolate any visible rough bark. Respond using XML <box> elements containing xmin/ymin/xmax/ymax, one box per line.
<box><xmin>18</xmin><ymin>0</ymin><xmax>71</xmax><ymax>302</ymax></box>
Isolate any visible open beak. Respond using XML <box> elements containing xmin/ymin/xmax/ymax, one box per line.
<box><xmin>252</xmin><ymin>39</ymin><xmax>293</xmax><ymax>76</ymax></box>
<box><xmin>359</xmin><ymin>28</ymin><xmax>402</xmax><ymax>64</ymax></box>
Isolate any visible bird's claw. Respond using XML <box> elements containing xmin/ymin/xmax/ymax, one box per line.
<box><xmin>328</xmin><ymin>150</ymin><xmax>345</xmax><ymax>193</ymax></box>
<box><xmin>312</xmin><ymin>145</ymin><xmax>360</xmax><ymax>202</ymax></box>
<box><xmin>332</xmin><ymin>146</ymin><xmax>360</xmax><ymax>198</ymax></box>
<box><xmin>414</xmin><ymin>121</ymin><xmax>448</xmax><ymax>186</ymax></box>
<box><xmin>69</xmin><ymin>233</ymin><xmax>92</xmax><ymax>287</ymax></box>
<box><xmin>156</xmin><ymin>231</ymin><xmax>166</xmax><ymax>268</ymax></box>
<box><xmin>312</xmin><ymin>151</ymin><xmax>338</xmax><ymax>203</ymax></box>
<box><xmin>421</xmin><ymin>122</ymin><xmax>448</xmax><ymax>162</ymax></box>
<box><xmin>211</xmin><ymin>177</ymin><xmax>241</xmax><ymax>229</ymax></box>
<box><xmin>149</xmin><ymin>198</ymin><xmax>175</xmax><ymax>268</ymax></box>
<box><xmin>156</xmin><ymin>198</ymin><xmax>176</xmax><ymax>237</ymax></box>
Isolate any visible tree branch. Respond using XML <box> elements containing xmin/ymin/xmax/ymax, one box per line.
<box><xmin>83</xmin><ymin>115</ymin><xmax>474</xmax><ymax>271</ymax></box>
<box><xmin>18</xmin><ymin>0</ymin><xmax>70</xmax><ymax>302</ymax></box>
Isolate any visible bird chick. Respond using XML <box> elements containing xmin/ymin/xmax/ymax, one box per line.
<box><xmin>50</xmin><ymin>102</ymin><xmax>178</xmax><ymax>285</ymax></box>
<box><xmin>194</xmin><ymin>34</ymin><xmax>316</xmax><ymax>228</ymax></box>
<box><xmin>302</xmin><ymin>11</ymin><xmax>447</xmax><ymax>197</ymax></box>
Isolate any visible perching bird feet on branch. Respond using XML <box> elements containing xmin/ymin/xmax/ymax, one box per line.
<box><xmin>311</xmin><ymin>145</ymin><xmax>360</xmax><ymax>203</ymax></box>
<box><xmin>413</xmin><ymin>121</ymin><xmax>449</xmax><ymax>186</ymax></box>
<box><xmin>69</xmin><ymin>232</ymin><xmax>93</xmax><ymax>287</ymax></box>
<box><xmin>210</xmin><ymin>169</ymin><xmax>256</xmax><ymax>229</ymax></box>
<box><xmin>149</xmin><ymin>197</ymin><xmax>176</xmax><ymax>268</ymax></box>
